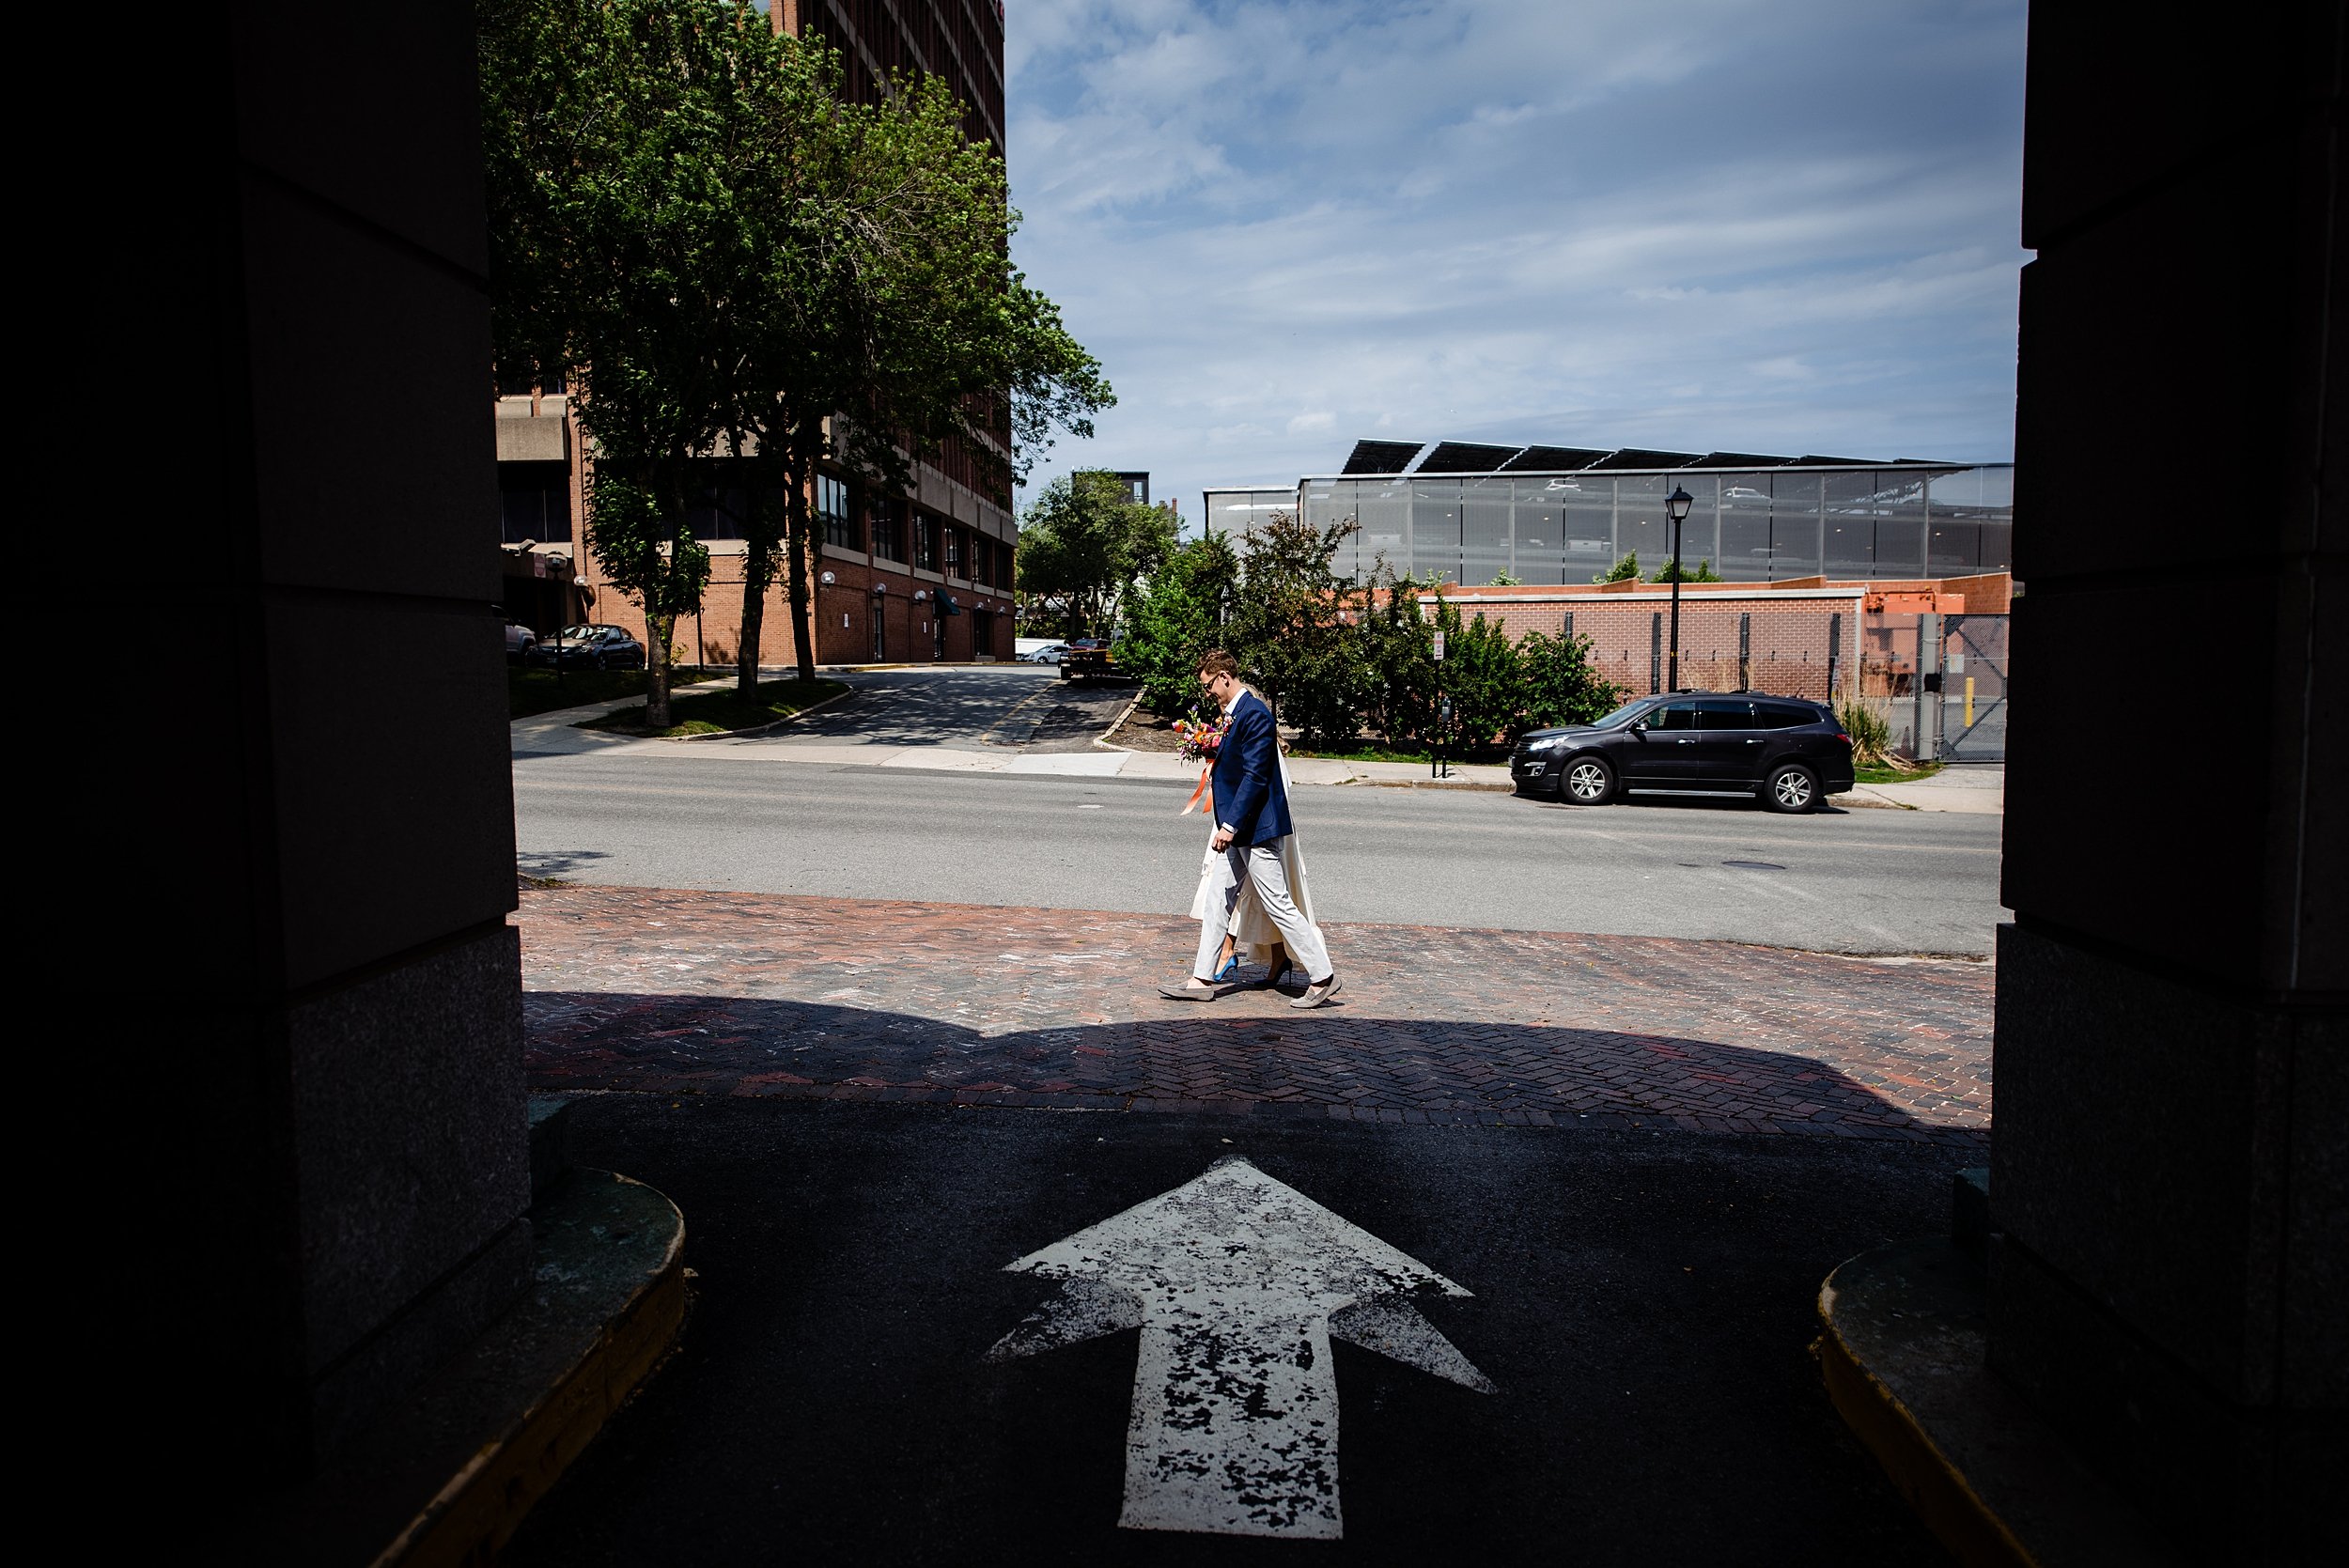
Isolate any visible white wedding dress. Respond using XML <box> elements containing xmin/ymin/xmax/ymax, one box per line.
<box><xmin>1188</xmin><ymin>699</ymin><xmax>1315</xmax><ymax>970</ymax></box>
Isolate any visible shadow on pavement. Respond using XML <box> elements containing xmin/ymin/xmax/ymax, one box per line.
<box><xmin>524</xmin><ymin>989</ymin><xmax>1983</xmax><ymax>1145</ymax></box>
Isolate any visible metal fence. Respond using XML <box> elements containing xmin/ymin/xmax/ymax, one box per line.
<box><xmin>1852</xmin><ymin>612</ymin><xmax>2008</xmax><ymax>763</ymax></box>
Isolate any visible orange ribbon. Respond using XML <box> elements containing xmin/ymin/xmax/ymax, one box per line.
<box><xmin>1181</xmin><ymin>767</ymin><xmax>1211</xmax><ymax>815</ymax></box>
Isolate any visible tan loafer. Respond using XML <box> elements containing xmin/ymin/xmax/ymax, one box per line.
<box><xmin>1290</xmin><ymin>974</ymin><xmax>1342</xmax><ymax>1009</ymax></box>
<box><xmin>1159</xmin><ymin>977</ymin><xmax>1233</xmax><ymax>1001</ymax></box>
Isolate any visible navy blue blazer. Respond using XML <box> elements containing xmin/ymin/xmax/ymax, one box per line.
<box><xmin>1209</xmin><ymin>691</ymin><xmax>1294</xmax><ymax>847</ymax></box>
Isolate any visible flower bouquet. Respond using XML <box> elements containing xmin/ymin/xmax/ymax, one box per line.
<box><xmin>1172</xmin><ymin>708</ymin><xmax>1229</xmax><ymax>765</ymax></box>
<box><xmin>1174</xmin><ymin>707</ymin><xmax>1229</xmax><ymax>814</ymax></box>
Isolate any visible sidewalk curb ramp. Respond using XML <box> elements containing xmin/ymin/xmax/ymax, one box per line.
<box><xmin>243</xmin><ymin>1160</ymin><xmax>687</xmax><ymax>1566</ymax></box>
<box><xmin>1817</xmin><ymin>1237</ymin><xmax>2177</xmax><ymax>1568</ymax></box>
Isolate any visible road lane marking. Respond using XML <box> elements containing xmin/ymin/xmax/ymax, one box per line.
<box><xmin>986</xmin><ymin>1157</ymin><xmax>1489</xmax><ymax>1540</ymax></box>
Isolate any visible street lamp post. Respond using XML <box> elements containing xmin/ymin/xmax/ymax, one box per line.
<box><xmin>1664</xmin><ymin>484</ymin><xmax>1694</xmax><ymax>691</ymax></box>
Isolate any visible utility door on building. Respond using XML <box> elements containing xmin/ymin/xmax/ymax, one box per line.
<box><xmin>1938</xmin><ymin>614</ymin><xmax>2009</xmax><ymax>762</ymax></box>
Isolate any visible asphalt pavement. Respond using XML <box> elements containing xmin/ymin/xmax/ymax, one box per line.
<box><xmin>514</xmin><ymin>757</ymin><xmax>2005</xmax><ymax>955</ymax></box>
<box><xmin>503</xmin><ymin>1098</ymin><xmax>1962</xmax><ymax>1567</ymax></box>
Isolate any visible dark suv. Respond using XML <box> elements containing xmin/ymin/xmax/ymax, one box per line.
<box><xmin>1510</xmin><ymin>692</ymin><xmax>1855</xmax><ymax>813</ymax></box>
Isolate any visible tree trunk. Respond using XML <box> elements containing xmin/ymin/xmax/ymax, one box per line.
<box><xmin>645</xmin><ymin>453</ymin><xmax>689</xmax><ymax>729</ymax></box>
<box><xmin>739</xmin><ymin>464</ymin><xmax>767</xmax><ymax>697</ymax></box>
<box><xmin>782</xmin><ymin>423</ymin><xmax>818</xmax><ymax>684</ymax></box>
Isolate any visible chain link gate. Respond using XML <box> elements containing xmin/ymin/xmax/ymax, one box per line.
<box><xmin>1937</xmin><ymin>613</ymin><xmax>2009</xmax><ymax>762</ymax></box>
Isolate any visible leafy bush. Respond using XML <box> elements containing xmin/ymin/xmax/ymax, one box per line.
<box><xmin>1518</xmin><ymin>629</ymin><xmax>1624</xmax><ymax>728</ymax></box>
<box><xmin>1649</xmin><ymin>556</ymin><xmax>1723</xmax><ymax>582</ymax></box>
<box><xmin>1595</xmin><ymin>551</ymin><xmax>1640</xmax><ymax>583</ymax></box>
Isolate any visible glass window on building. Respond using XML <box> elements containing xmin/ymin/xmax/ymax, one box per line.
<box><xmin>945</xmin><ymin>524</ymin><xmax>965</xmax><ymax>579</ymax></box>
<box><xmin>1674</xmin><ymin>475</ymin><xmax>1720</xmax><ymax>575</ymax></box>
<box><xmin>685</xmin><ymin>484</ymin><xmax>747</xmax><ymax>541</ymax></box>
<box><xmin>1355</xmin><ymin>480</ymin><xmax>1409</xmax><ymax>577</ymax></box>
<box><xmin>870</xmin><ymin>496</ymin><xmax>906</xmax><ymax>562</ymax></box>
<box><xmin>1770</xmin><ymin>474</ymin><xmax>1823</xmax><ymax>579</ymax></box>
<box><xmin>1874</xmin><ymin>471</ymin><xmax>1928</xmax><ymax>578</ymax></box>
<box><xmin>1410</xmin><ymin>479</ymin><xmax>1465</xmax><ymax>586</ymax></box>
<box><xmin>1512</xmin><ymin>478</ymin><xmax>1565</xmax><ymax>585</ymax></box>
<box><xmin>1462</xmin><ymin>478</ymin><xmax>1511</xmax><ymax>585</ymax></box>
<box><xmin>914</xmin><ymin>512</ymin><xmax>937</xmax><ymax>571</ymax></box>
<box><xmin>499</xmin><ymin>460</ymin><xmax>572</xmax><ymax>544</ymax></box>
<box><xmin>1303</xmin><ymin>480</ymin><xmax>1361</xmax><ymax>582</ymax></box>
<box><xmin>1559</xmin><ymin>475</ymin><xmax>1614</xmax><ymax>579</ymax></box>
<box><xmin>1929</xmin><ymin>467</ymin><xmax>2015</xmax><ymax>575</ymax></box>
<box><xmin>1823</xmin><ymin>471</ymin><xmax>1877</xmax><ymax>579</ymax></box>
<box><xmin>1719</xmin><ymin>476</ymin><xmax>1774</xmax><ymax>579</ymax></box>
<box><xmin>1617</xmin><ymin>475</ymin><xmax>1669</xmax><ymax>573</ymax></box>
<box><xmin>817</xmin><ymin>474</ymin><xmax>859</xmax><ymax>550</ymax></box>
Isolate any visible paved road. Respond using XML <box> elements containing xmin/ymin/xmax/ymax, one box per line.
<box><xmin>761</xmin><ymin>663</ymin><xmax>1133</xmax><ymax>753</ymax></box>
<box><xmin>503</xmin><ymin>1098</ymin><xmax>1960</xmax><ymax>1566</ymax></box>
<box><xmin>513</xmin><ymin>753</ymin><xmax>2006</xmax><ymax>955</ymax></box>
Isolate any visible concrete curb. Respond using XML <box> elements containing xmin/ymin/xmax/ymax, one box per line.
<box><xmin>1817</xmin><ymin>1238</ymin><xmax>2175</xmax><ymax>1568</ymax></box>
<box><xmin>375</xmin><ymin>1171</ymin><xmax>687</xmax><ymax>1567</ymax></box>
<box><xmin>245</xmin><ymin>1170</ymin><xmax>688</xmax><ymax>1567</ymax></box>
<box><xmin>1092</xmin><ymin>691</ymin><xmax>1143</xmax><ymax>753</ymax></box>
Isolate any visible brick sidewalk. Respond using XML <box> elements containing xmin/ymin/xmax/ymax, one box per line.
<box><xmin>523</xmin><ymin>887</ymin><xmax>1992</xmax><ymax>1145</ymax></box>
<box><xmin>521</xmin><ymin>886</ymin><xmax>1991</xmax><ymax>1144</ymax></box>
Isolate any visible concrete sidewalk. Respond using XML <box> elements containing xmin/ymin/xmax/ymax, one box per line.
<box><xmin>1843</xmin><ymin>764</ymin><xmax>2005</xmax><ymax>815</ymax></box>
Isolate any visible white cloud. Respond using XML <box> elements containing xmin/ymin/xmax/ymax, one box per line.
<box><xmin>1007</xmin><ymin>0</ymin><xmax>2031</xmax><ymax>521</ymax></box>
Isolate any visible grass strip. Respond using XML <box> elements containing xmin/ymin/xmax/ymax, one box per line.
<box><xmin>1855</xmin><ymin>760</ymin><xmax>1946</xmax><ymax>785</ymax></box>
<box><xmin>577</xmin><ymin>676</ymin><xmax>848</xmax><ymax>737</ymax></box>
<box><xmin>509</xmin><ymin>664</ymin><xmax>736</xmax><ymax>719</ymax></box>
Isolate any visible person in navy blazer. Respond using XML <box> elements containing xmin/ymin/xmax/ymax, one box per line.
<box><xmin>1162</xmin><ymin>649</ymin><xmax>1340</xmax><ymax>1007</ymax></box>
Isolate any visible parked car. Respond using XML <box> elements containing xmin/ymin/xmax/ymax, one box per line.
<box><xmin>523</xmin><ymin>624</ymin><xmax>647</xmax><ymax>671</ymax></box>
<box><xmin>1510</xmin><ymin>692</ymin><xmax>1854</xmax><ymax>813</ymax></box>
<box><xmin>1019</xmin><ymin>642</ymin><xmax>1070</xmax><ymax>664</ymax></box>
<box><xmin>501</xmin><ymin>619</ymin><xmax>537</xmax><ymax>663</ymax></box>
<box><xmin>1058</xmin><ymin>638</ymin><xmax>1115</xmax><ymax>681</ymax></box>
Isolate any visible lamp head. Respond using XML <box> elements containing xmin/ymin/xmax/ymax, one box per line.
<box><xmin>1665</xmin><ymin>485</ymin><xmax>1694</xmax><ymax>523</ymax></box>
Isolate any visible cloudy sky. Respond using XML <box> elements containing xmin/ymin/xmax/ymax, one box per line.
<box><xmin>1003</xmin><ymin>0</ymin><xmax>2030</xmax><ymax>527</ymax></box>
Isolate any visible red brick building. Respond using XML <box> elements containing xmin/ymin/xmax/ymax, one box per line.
<box><xmin>494</xmin><ymin>0</ymin><xmax>1019</xmax><ymax>668</ymax></box>
<box><xmin>1428</xmin><ymin>572</ymin><xmax>2012</xmax><ymax>706</ymax></box>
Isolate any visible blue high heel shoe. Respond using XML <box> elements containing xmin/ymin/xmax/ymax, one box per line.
<box><xmin>1212</xmin><ymin>955</ymin><xmax>1241</xmax><ymax>983</ymax></box>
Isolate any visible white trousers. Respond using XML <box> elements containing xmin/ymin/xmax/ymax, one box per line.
<box><xmin>1193</xmin><ymin>837</ymin><xmax>1331</xmax><ymax>983</ymax></box>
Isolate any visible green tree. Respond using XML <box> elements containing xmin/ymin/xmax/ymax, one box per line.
<box><xmin>1015</xmin><ymin>472</ymin><xmax>1175</xmax><ymax>637</ymax></box>
<box><xmin>1650</xmin><ymin>555</ymin><xmax>1723</xmax><ymax>582</ymax></box>
<box><xmin>1428</xmin><ymin>598</ymin><xmax>1525</xmax><ymax>754</ymax></box>
<box><xmin>1518</xmin><ymin>629</ymin><xmax>1624</xmax><ymax>727</ymax></box>
<box><xmin>1115</xmin><ymin>531</ymin><xmax>1239</xmax><ymax>716</ymax></box>
<box><xmin>736</xmin><ymin>64</ymin><xmax>1112</xmax><ymax>683</ymax></box>
<box><xmin>481</xmin><ymin>1</ymin><xmax>1112</xmax><ymax>704</ymax></box>
<box><xmin>1348</xmin><ymin>558</ymin><xmax>1441</xmax><ymax>746</ymax></box>
<box><xmin>1220</xmin><ymin>510</ymin><xmax>1366</xmax><ymax>746</ymax></box>
<box><xmin>481</xmin><ymin>0</ymin><xmax>769</xmax><ymax>725</ymax></box>
<box><xmin>1594</xmin><ymin>551</ymin><xmax>1641</xmax><ymax>583</ymax></box>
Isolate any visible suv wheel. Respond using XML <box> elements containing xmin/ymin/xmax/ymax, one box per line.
<box><xmin>1562</xmin><ymin>755</ymin><xmax>1615</xmax><ymax>805</ymax></box>
<box><xmin>1765</xmin><ymin>762</ymin><xmax>1819</xmax><ymax>813</ymax></box>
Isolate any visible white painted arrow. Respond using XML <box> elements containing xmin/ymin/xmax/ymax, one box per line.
<box><xmin>984</xmin><ymin>1157</ymin><xmax>1492</xmax><ymax>1539</ymax></box>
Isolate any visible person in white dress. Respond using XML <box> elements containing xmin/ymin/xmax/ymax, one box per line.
<box><xmin>1190</xmin><ymin>688</ymin><xmax>1310</xmax><ymax>986</ymax></box>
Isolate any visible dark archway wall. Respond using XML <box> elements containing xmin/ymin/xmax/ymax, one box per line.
<box><xmin>35</xmin><ymin>0</ymin><xmax>527</xmax><ymax>1523</ymax></box>
<box><xmin>1996</xmin><ymin>3</ymin><xmax>2344</xmax><ymax>1559</ymax></box>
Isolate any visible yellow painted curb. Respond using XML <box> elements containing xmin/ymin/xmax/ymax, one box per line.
<box><xmin>372</xmin><ymin>1175</ymin><xmax>688</xmax><ymax>1568</ymax></box>
<box><xmin>1816</xmin><ymin>1271</ymin><xmax>2035</xmax><ymax>1568</ymax></box>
